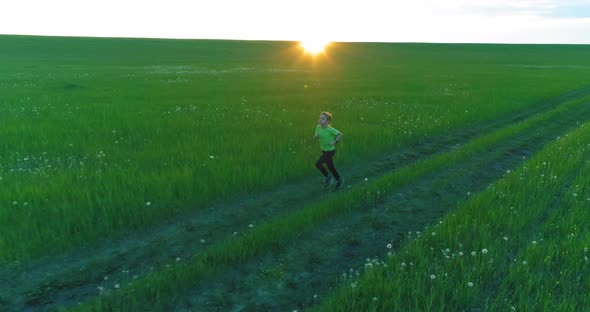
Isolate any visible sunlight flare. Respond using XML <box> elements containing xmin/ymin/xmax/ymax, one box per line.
<box><xmin>300</xmin><ymin>40</ymin><xmax>330</xmax><ymax>54</ymax></box>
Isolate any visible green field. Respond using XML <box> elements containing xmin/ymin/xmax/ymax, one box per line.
<box><xmin>1</xmin><ymin>35</ymin><xmax>590</xmax><ymax>311</ymax></box>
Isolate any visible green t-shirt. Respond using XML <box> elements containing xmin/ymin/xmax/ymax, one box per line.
<box><xmin>315</xmin><ymin>124</ymin><xmax>341</xmax><ymax>151</ymax></box>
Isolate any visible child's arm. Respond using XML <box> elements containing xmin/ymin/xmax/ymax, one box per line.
<box><xmin>314</xmin><ymin>128</ymin><xmax>319</xmax><ymax>140</ymax></box>
<box><xmin>330</xmin><ymin>132</ymin><xmax>343</xmax><ymax>145</ymax></box>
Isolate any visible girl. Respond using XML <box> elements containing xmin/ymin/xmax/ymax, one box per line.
<box><xmin>314</xmin><ymin>111</ymin><xmax>343</xmax><ymax>188</ymax></box>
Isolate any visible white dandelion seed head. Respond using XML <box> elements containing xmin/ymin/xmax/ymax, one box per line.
<box><xmin>115</xmin><ymin>284</ymin><xmax>120</xmax><ymax>289</ymax></box>
<box><xmin>432</xmin><ymin>232</ymin><xmax>436</xmax><ymax>236</ymax></box>
<box><xmin>145</xmin><ymin>201</ymin><xmax>151</xmax><ymax>206</ymax></box>
<box><xmin>387</xmin><ymin>243</ymin><xmax>392</xmax><ymax>249</ymax></box>
<box><xmin>430</xmin><ymin>274</ymin><xmax>436</xmax><ymax>280</ymax></box>
<box><xmin>532</xmin><ymin>241</ymin><xmax>537</xmax><ymax>245</ymax></box>
<box><xmin>458</xmin><ymin>252</ymin><xmax>464</xmax><ymax>256</ymax></box>
<box><xmin>503</xmin><ymin>237</ymin><xmax>508</xmax><ymax>241</ymax></box>
<box><xmin>471</xmin><ymin>251</ymin><xmax>477</xmax><ymax>256</ymax></box>
<box><xmin>481</xmin><ymin>249</ymin><xmax>488</xmax><ymax>254</ymax></box>
<box><xmin>468</xmin><ymin>282</ymin><xmax>474</xmax><ymax>287</ymax></box>
<box><xmin>364</xmin><ymin>177</ymin><xmax>368</xmax><ymax>181</ymax></box>
<box><xmin>209</xmin><ymin>155</ymin><xmax>215</xmax><ymax>159</ymax></box>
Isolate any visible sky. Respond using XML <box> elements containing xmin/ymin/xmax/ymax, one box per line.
<box><xmin>2</xmin><ymin>0</ymin><xmax>590</xmax><ymax>44</ymax></box>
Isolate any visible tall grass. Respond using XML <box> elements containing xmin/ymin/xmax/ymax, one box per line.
<box><xmin>2</xmin><ymin>35</ymin><xmax>590</xmax><ymax>261</ymax></box>
<box><xmin>66</xmin><ymin>94</ymin><xmax>590</xmax><ymax>312</ymax></box>
<box><xmin>318</xmin><ymin>121</ymin><xmax>590</xmax><ymax>311</ymax></box>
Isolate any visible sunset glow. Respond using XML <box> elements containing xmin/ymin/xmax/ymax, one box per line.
<box><xmin>300</xmin><ymin>40</ymin><xmax>330</xmax><ymax>55</ymax></box>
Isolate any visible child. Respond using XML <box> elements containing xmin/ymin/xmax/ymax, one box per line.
<box><xmin>314</xmin><ymin>111</ymin><xmax>343</xmax><ymax>189</ymax></box>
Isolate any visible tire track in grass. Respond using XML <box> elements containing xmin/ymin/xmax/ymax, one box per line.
<box><xmin>167</xmin><ymin>96</ymin><xmax>590</xmax><ymax>311</ymax></box>
<box><xmin>60</xmin><ymin>96</ymin><xmax>590</xmax><ymax>311</ymax></box>
<box><xmin>2</xmin><ymin>88</ymin><xmax>590</xmax><ymax>311</ymax></box>
<box><xmin>317</xmin><ymin>119</ymin><xmax>590</xmax><ymax>311</ymax></box>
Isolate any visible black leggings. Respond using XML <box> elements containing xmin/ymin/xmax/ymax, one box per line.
<box><xmin>315</xmin><ymin>150</ymin><xmax>340</xmax><ymax>180</ymax></box>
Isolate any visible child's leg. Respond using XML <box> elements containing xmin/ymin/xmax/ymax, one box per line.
<box><xmin>325</xmin><ymin>150</ymin><xmax>341</xmax><ymax>180</ymax></box>
<box><xmin>315</xmin><ymin>153</ymin><xmax>329</xmax><ymax>177</ymax></box>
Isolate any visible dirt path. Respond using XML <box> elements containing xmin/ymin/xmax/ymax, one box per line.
<box><xmin>2</xmin><ymin>87</ymin><xmax>590</xmax><ymax>311</ymax></box>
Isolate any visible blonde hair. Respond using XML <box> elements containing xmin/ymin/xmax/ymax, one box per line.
<box><xmin>320</xmin><ymin>111</ymin><xmax>332</xmax><ymax>124</ymax></box>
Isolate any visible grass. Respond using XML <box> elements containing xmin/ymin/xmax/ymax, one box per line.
<box><xmin>318</xmin><ymin>120</ymin><xmax>590</xmax><ymax>311</ymax></box>
<box><xmin>3</xmin><ymin>36</ymin><xmax>590</xmax><ymax>262</ymax></box>
<box><xmin>65</xmin><ymin>94</ymin><xmax>590</xmax><ymax>311</ymax></box>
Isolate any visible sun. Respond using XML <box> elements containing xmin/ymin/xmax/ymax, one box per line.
<box><xmin>300</xmin><ymin>40</ymin><xmax>330</xmax><ymax>55</ymax></box>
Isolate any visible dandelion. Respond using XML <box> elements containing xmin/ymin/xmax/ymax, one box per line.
<box><xmin>104</xmin><ymin>276</ymin><xmax>109</xmax><ymax>281</ymax></box>
<box><xmin>115</xmin><ymin>284</ymin><xmax>120</xmax><ymax>289</ymax></box>
<box><xmin>471</xmin><ymin>251</ymin><xmax>477</xmax><ymax>256</ymax></box>
<box><xmin>364</xmin><ymin>177</ymin><xmax>368</xmax><ymax>181</ymax></box>
<box><xmin>522</xmin><ymin>261</ymin><xmax>527</xmax><ymax>265</ymax></box>
<box><xmin>209</xmin><ymin>155</ymin><xmax>215</xmax><ymax>159</ymax></box>
<box><xmin>248</xmin><ymin>224</ymin><xmax>254</xmax><ymax>228</ymax></box>
<box><xmin>176</xmin><ymin>257</ymin><xmax>181</xmax><ymax>262</ymax></box>
<box><xmin>584</xmin><ymin>247</ymin><xmax>588</xmax><ymax>252</ymax></box>
<box><xmin>503</xmin><ymin>237</ymin><xmax>508</xmax><ymax>241</ymax></box>
<box><xmin>432</xmin><ymin>232</ymin><xmax>436</xmax><ymax>236</ymax></box>
<box><xmin>532</xmin><ymin>241</ymin><xmax>537</xmax><ymax>245</ymax></box>
<box><xmin>387</xmin><ymin>243</ymin><xmax>392</xmax><ymax>249</ymax></box>
<box><xmin>401</xmin><ymin>262</ymin><xmax>407</xmax><ymax>267</ymax></box>
<box><xmin>200</xmin><ymin>239</ymin><xmax>205</xmax><ymax>243</ymax></box>
<box><xmin>372</xmin><ymin>297</ymin><xmax>378</xmax><ymax>302</ymax></box>
<box><xmin>482</xmin><ymin>249</ymin><xmax>488</xmax><ymax>254</ymax></box>
<box><xmin>467</xmin><ymin>282</ymin><xmax>474</xmax><ymax>287</ymax></box>
<box><xmin>145</xmin><ymin>201</ymin><xmax>151</xmax><ymax>206</ymax></box>
<box><xmin>430</xmin><ymin>274</ymin><xmax>436</xmax><ymax>280</ymax></box>
<box><xmin>458</xmin><ymin>252</ymin><xmax>464</xmax><ymax>256</ymax></box>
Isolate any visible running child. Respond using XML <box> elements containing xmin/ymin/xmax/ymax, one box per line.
<box><xmin>314</xmin><ymin>111</ymin><xmax>343</xmax><ymax>189</ymax></box>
